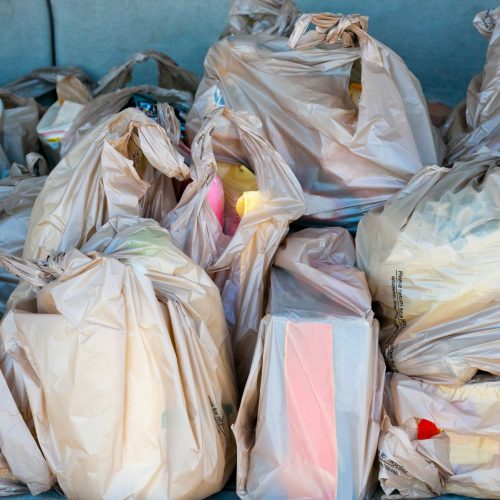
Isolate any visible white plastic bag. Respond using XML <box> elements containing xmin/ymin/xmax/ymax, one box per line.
<box><xmin>234</xmin><ymin>228</ymin><xmax>384</xmax><ymax>499</ymax></box>
<box><xmin>356</xmin><ymin>151</ymin><xmax>500</xmax><ymax>385</ymax></box>
<box><xmin>187</xmin><ymin>12</ymin><xmax>445</xmax><ymax>228</ymax></box>
<box><xmin>0</xmin><ymin>218</ymin><xmax>238</xmax><ymax>499</ymax></box>
<box><xmin>379</xmin><ymin>373</ymin><xmax>500</xmax><ymax>498</ymax></box>
<box><xmin>165</xmin><ymin>107</ymin><xmax>305</xmax><ymax>387</ymax></box>
<box><xmin>0</xmin><ymin>92</ymin><xmax>40</xmax><ymax>176</ymax></box>
<box><xmin>0</xmin><ymin>154</ymin><xmax>48</xmax><ymax>315</ymax></box>
<box><xmin>443</xmin><ymin>8</ymin><xmax>500</xmax><ymax>163</ymax></box>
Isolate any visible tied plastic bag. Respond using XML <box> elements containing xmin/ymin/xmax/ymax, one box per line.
<box><xmin>0</xmin><ymin>217</ymin><xmax>238</xmax><ymax>499</ymax></box>
<box><xmin>223</xmin><ymin>0</ymin><xmax>300</xmax><ymax>36</ymax></box>
<box><xmin>0</xmin><ymin>92</ymin><xmax>40</xmax><ymax>176</ymax></box>
<box><xmin>164</xmin><ymin>107</ymin><xmax>306</xmax><ymax>387</ymax></box>
<box><xmin>356</xmin><ymin>151</ymin><xmax>500</xmax><ymax>385</ymax></box>
<box><xmin>234</xmin><ymin>228</ymin><xmax>384</xmax><ymax>499</ymax></box>
<box><xmin>187</xmin><ymin>12</ymin><xmax>445</xmax><ymax>229</ymax></box>
<box><xmin>23</xmin><ymin>107</ymin><xmax>189</xmax><ymax>261</ymax></box>
<box><xmin>379</xmin><ymin>373</ymin><xmax>500</xmax><ymax>498</ymax></box>
<box><xmin>0</xmin><ymin>154</ymin><xmax>48</xmax><ymax>316</ymax></box>
<box><xmin>443</xmin><ymin>8</ymin><xmax>500</xmax><ymax>163</ymax></box>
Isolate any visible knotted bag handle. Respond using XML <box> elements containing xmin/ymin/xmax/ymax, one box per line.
<box><xmin>289</xmin><ymin>13</ymin><xmax>368</xmax><ymax>50</ymax></box>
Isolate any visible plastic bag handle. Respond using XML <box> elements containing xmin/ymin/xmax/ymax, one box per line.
<box><xmin>289</xmin><ymin>13</ymin><xmax>368</xmax><ymax>50</ymax></box>
<box><xmin>93</xmin><ymin>51</ymin><xmax>199</xmax><ymax>97</ymax></box>
<box><xmin>0</xmin><ymin>254</ymin><xmax>63</xmax><ymax>288</ymax></box>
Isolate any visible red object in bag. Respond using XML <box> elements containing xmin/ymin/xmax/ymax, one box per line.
<box><xmin>417</xmin><ymin>419</ymin><xmax>441</xmax><ymax>440</ymax></box>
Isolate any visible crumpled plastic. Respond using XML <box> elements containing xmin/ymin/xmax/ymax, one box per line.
<box><xmin>0</xmin><ymin>91</ymin><xmax>40</xmax><ymax>176</ymax></box>
<box><xmin>23</xmin><ymin>107</ymin><xmax>189</xmax><ymax>261</ymax></box>
<box><xmin>3</xmin><ymin>67</ymin><xmax>93</xmax><ymax>100</ymax></box>
<box><xmin>0</xmin><ymin>217</ymin><xmax>238</xmax><ymax>499</ymax></box>
<box><xmin>379</xmin><ymin>373</ymin><xmax>500</xmax><ymax>498</ymax></box>
<box><xmin>234</xmin><ymin>228</ymin><xmax>384</xmax><ymax>499</ymax></box>
<box><xmin>0</xmin><ymin>153</ymin><xmax>48</xmax><ymax>316</ymax></box>
<box><xmin>222</xmin><ymin>0</ymin><xmax>300</xmax><ymax>37</ymax></box>
<box><xmin>443</xmin><ymin>8</ymin><xmax>500</xmax><ymax>163</ymax></box>
<box><xmin>187</xmin><ymin>12</ymin><xmax>445</xmax><ymax>228</ymax></box>
<box><xmin>164</xmin><ymin>107</ymin><xmax>306</xmax><ymax>387</ymax></box>
<box><xmin>356</xmin><ymin>151</ymin><xmax>500</xmax><ymax>386</ymax></box>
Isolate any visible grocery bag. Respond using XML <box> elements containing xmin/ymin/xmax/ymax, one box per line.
<box><xmin>187</xmin><ymin>13</ymin><xmax>445</xmax><ymax>228</ymax></box>
<box><xmin>4</xmin><ymin>67</ymin><xmax>93</xmax><ymax>100</ymax></box>
<box><xmin>0</xmin><ymin>363</ymin><xmax>53</xmax><ymax>496</ymax></box>
<box><xmin>0</xmin><ymin>154</ymin><xmax>48</xmax><ymax>316</ymax></box>
<box><xmin>223</xmin><ymin>0</ymin><xmax>299</xmax><ymax>36</ymax></box>
<box><xmin>0</xmin><ymin>217</ymin><xmax>238</xmax><ymax>499</ymax></box>
<box><xmin>443</xmin><ymin>8</ymin><xmax>500</xmax><ymax>163</ymax></box>
<box><xmin>164</xmin><ymin>107</ymin><xmax>306</xmax><ymax>386</ymax></box>
<box><xmin>61</xmin><ymin>84</ymin><xmax>193</xmax><ymax>156</ymax></box>
<box><xmin>356</xmin><ymin>151</ymin><xmax>500</xmax><ymax>385</ymax></box>
<box><xmin>0</xmin><ymin>91</ymin><xmax>40</xmax><ymax>176</ymax></box>
<box><xmin>379</xmin><ymin>373</ymin><xmax>500</xmax><ymax>498</ymax></box>
<box><xmin>92</xmin><ymin>51</ymin><xmax>199</xmax><ymax>97</ymax></box>
<box><xmin>24</xmin><ymin>107</ymin><xmax>189</xmax><ymax>260</ymax></box>
<box><xmin>234</xmin><ymin>228</ymin><xmax>384</xmax><ymax>499</ymax></box>
<box><xmin>36</xmin><ymin>75</ymin><xmax>92</xmax><ymax>165</ymax></box>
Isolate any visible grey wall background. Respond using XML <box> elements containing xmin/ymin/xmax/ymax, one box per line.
<box><xmin>0</xmin><ymin>0</ymin><xmax>497</xmax><ymax>105</ymax></box>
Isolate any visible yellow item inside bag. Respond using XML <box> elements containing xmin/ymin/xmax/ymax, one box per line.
<box><xmin>217</xmin><ymin>161</ymin><xmax>258</xmax><ymax>235</ymax></box>
<box><xmin>349</xmin><ymin>82</ymin><xmax>362</xmax><ymax>107</ymax></box>
<box><xmin>235</xmin><ymin>190</ymin><xmax>260</xmax><ymax>218</ymax></box>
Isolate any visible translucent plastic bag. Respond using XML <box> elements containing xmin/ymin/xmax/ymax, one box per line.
<box><xmin>165</xmin><ymin>107</ymin><xmax>306</xmax><ymax>386</ymax></box>
<box><xmin>443</xmin><ymin>8</ymin><xmax>500</xmax><ymax>163</ymax></box>
<box><xmin>0</xmin><ymin>154</ymin><xmax>48</xmax><ymax>316</ymax></box>
<box><xmin>356</xmin><ymin>151</ymin><xmax>500</xmax><ymax>385</ymax></box>
<box><xmin>187</xmin><ymin>13</ymin><xmax>445</xmax><ymax>228</ymax></box>
<box><xmin>234</xmin><ymin>228</ymin><xmax>384</xmax><ymax>499</ymax></box>
<box><xmin>0</xmin><ymin>92</ymin><xmax>40</xmax><ymax>175</ymax></box>
<box><xmin>24</xmin><ymin>107</ymin><xmax>189</xmax><ymax>260</ymax></box>
<box><xmin>0</xmin><ymin>217</ymin><xmax>238</xmax><ymax>499</ymax></box>
<box><xmin>223</xmin><ymin>0</ymin><xmax>299</xmax><ymax>37</ymax></box>
<box><xmin>379</xmin><ymin>373</ymin><xmax>500</xmax><ymax>498</ymax></box>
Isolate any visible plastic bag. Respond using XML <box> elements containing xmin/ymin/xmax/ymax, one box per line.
<box><xmin>36</xmin><ymin>75</ymin><xmax>92</xmax><ymax>165</ymax></box>
<box><xmin>234</xmin><ymin>228</ymin><xmax>384</xmax><ymax>499</ymax></box>
<box><xmin>4</xmin><ymin>67</ymin><xmax>93</xmax><ymax>100</ymax></box>
<box><xmin>164</xmin><ymin>107</ymin><xmax>306</xmax><ymax>386</ymax></box>
<box><xmin>187</xmin><ymin>13</ymin><xmax>445</xmax><ymax>229</ymax></box>
<box><xmin>41</xmin><ymin>51</ymin><xmax>196</xmax><ymax>161</ymax></box>
<box><xmin>0</xmin><ymin>217</ymin><xmax>238</xmax><ymax>499</ymax></box>
<box><xmin>356</xmin><ymin>151</ymin><xmax>500</xmax><ymax>385</ymax></box>
<box><xmin>92</xmin><ymin>51</ymin><xmax>199</xmax><ymax>97</ymax></box>
<box><xmin>379</xmin><ymin>373</ymin><xmax>500</xmax><ymax>498</ymax></box>
<box><xmin>23</xmin><ymin>107</ymin><xmax>189</xmax><ymax>261</ymax></box>
<box><xmin>0</xmin><ymin>92</ymin><xmax>40</xmax><ymax>176</ymax></box>
<box><xmin>61</xmin><ymin>85</ymin><xmax>193</xmax><ymax>156</ymax></box>
<box><xmin>443</xmin><ymin>8</ymin><xmax>500</xmax><ymax>163</ymax></box>
<box><xmin>223</xmin><ymin>0</ymin><xmax>299</xmax><ymax>37</ymax></box>
<box><xmin>0</xmin><ymin>154</ymin><xmax>48</xmax><ymax>316</ymax></box>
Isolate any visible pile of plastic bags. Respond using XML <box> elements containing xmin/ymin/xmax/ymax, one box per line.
<box><xmin>356</xmin><ymin>7</ymin><xmax>500</xmax><ymax>497</ymax></box>
<box><xmin>0</xmin><ymin>0</ymin><xmax>499</xmax><ymax>498</ymax></box>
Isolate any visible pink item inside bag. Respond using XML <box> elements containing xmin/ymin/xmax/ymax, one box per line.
<box><xmin>206</xmin><ymin>174</ymin><xmax>224</xmax><ymax>227</ymax></box>
<box><xmin>285</xmin><ymin>321</ymin><xmax>337</xmax><ymax>498</ymax></box>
